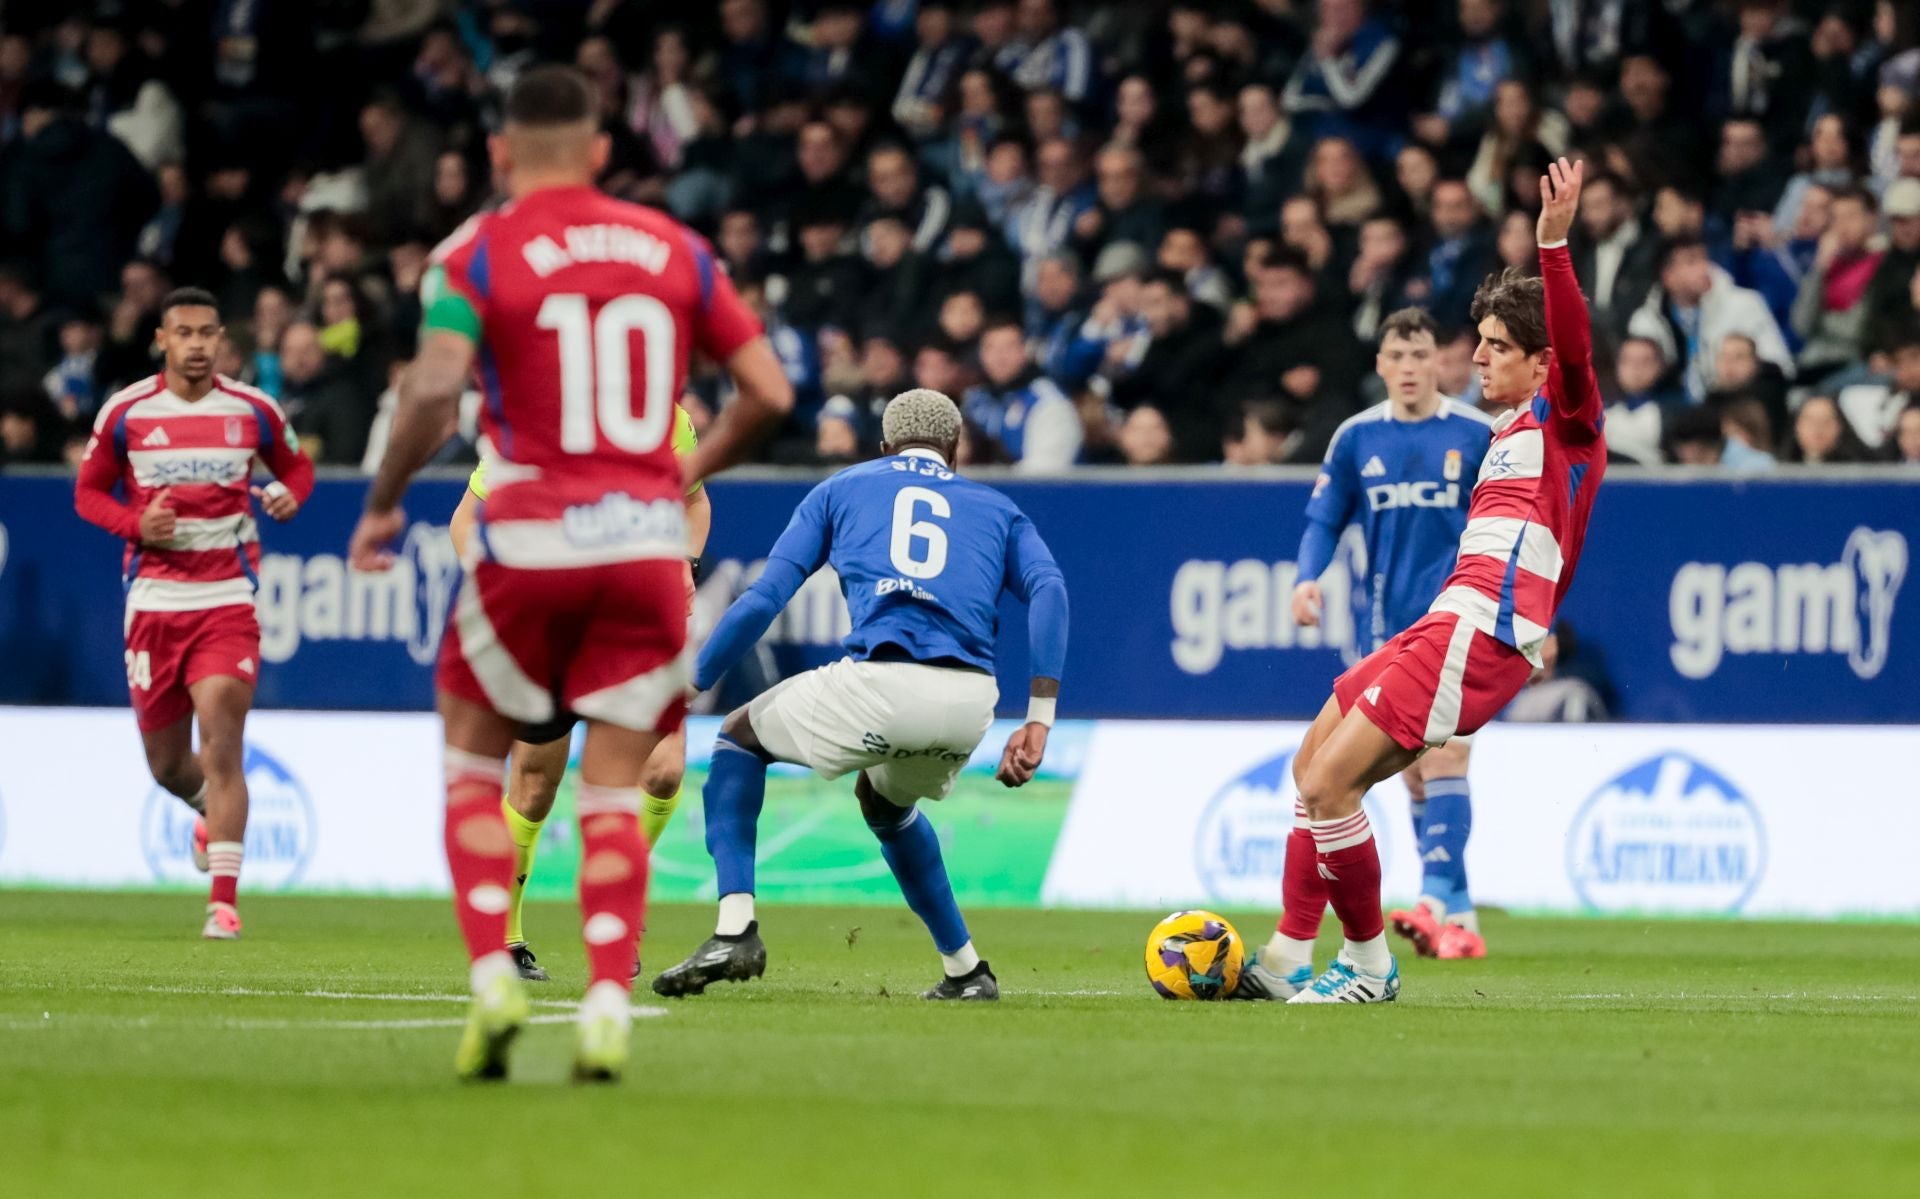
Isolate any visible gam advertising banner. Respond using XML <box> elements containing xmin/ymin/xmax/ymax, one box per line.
<box><xmin>0</xmin><ymin>708</ymin><xmax>1916</xmax><ymax>921</ymax></box>
<box><xmin>0</xmin><ymin>470</ymin><xmax>1912</xmax><ymax>721</ymax></box>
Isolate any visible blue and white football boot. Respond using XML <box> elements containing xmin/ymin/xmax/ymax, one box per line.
<box><xmin>1285</xmin><ymin>955</ymin><xmax>1400</xmax><ymax>1004</ymax></box>
<box><xmin>1228</xmin><ymin>952</ymin><xmax>1315</xmax><ymax>1001</ymax></box>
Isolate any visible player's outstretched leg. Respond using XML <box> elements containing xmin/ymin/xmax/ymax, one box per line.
<box><xmin>499</xmin><ymin>733</ymin><xmax>570</xmax><ymax>983</ymax></box>
<box><xmin>1424</xmin><ymin>766</ymin><xmax>1484</xmax><ymax>960</ymax></box>
<box><xmin>856</xmin><ymin>775</ymin><xmax>996</xmax><ymax>1001</ymax></box>
<box><xmin>652</xmin><ymin>720</ymin><xmax>769</xmax><ymax>997</ymax></box>
<box><xmin>189</xmin><ymin>677</ymin><xmax>253</xmax><ymax>940</ymax></box>
<box><xmin>441</xmin><ymin>732</ymin><xmax>530</xmax><ymax>1081</ymax></box>
<box><xmin>1232</xmin><ymin>798</ymin><xmax>1322</xmax><ymax>1000</ymax></box>
<box><xmin>1288</xmin><ymin>707</ymin><xmax>1418</xmax><ymax>1005</ymax></box>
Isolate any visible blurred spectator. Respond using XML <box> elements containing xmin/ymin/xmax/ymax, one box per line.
<box><xmin>893</xmin><ymin>3</ymin><xmax>973</xmax><ymax>141</ymax></box>
<box><xmin>1117</xmin><ymin>404</ymin><xmax>1176</xmax><ymax>466</ymax></box>
<box><xmin>100</xmin><ymin>258</ymin><xmax>169</xmax><ymax>388</ymax></box>
<box><xmin>1866</xmin><ymin>178</ymin><xmax>1920</xmax><ymax>353</ymax></box>
<box><xmin>1792</xmin><ymin>185</ymin><xmax>1885</xmax><ymax>381</ymax></box>
<box><xmin>716</xmin><ymin>0</ymin><xmax>803</xmax><ymax>122</ymax></box>
<box><xmin>1604</xmin><ymin>335</ymin><xmax>1684</xmax><ymax>465</ymax></box>
<box><xmin>1466</xmin><ymin>80</ymin><xmax>1569</xmax><ymax>219</ymax></box>
<box><xmin>1835</xmin><ymin>333</ymin><xmax>1920</xmax><ymax>448</ymax></box>
<box><xmin>1667</xmin><ymin>403</ymin><xmax>1775</xmax><ymax>470</ymax></box>
<box><xmin>0</xmin><ymin>388</ymin><xmax>64</xmax><ymax>466</ymax></box>
<box><xmin>1074</xmin><ymin>144</ymin><xmax>1165</xmax><ymax>261</ymax></box>
<box><xmin>1306</xmin><ymin>136</ymin><xmax>1380</xmax><ymax>228</ymax></box>
<box><xmin>250</xmin><ymin>284</ymin><xmax>294</xmax><ymax>398</ymax></box>
<box><xmin>962</xmin><ymin>319</ymin><xmax>1082</xmax><ymax>469</ymax></box>
<box><xmin>1785</xmin><ymin>393</ymin><xmax>1876</xmax><ymax>463</ymax></box>
<box><xmin>1218</xmin><ymin>247</ymin><xmax>1363</xmax><ymax>460</ymax></box>
<box><xmin>1705</xmin><ymin>332</ymin><xmax>1790</xmax><ymax>435</ymax></box>
<box><xmin>1221</xmin><ymin>399</ymin><xmax>1299</xmax><ymax>465</ymax></box>
<box><xmin>359</xmin><ymin>92</ymin><xmax>441</xmax><ymax>245</ymax></box>
<box><xmin>999</xmin><ymin>0</ymin><xmax>1095</xmax><ymax>104</ymax></box>
<box><xmin>1892</xmin><ymin>401</ymin><xmax>1920</xmax><ymax>464</ymax></box>
<box><xmin>281</xmin><ymin>320</ymin><xmax>374</xmax><ymax>466</ymax></box>
<box><xmin>939</xmin><ymin>202</ymin><xmax>1023</xmax><ymax>317</ymax></box>
<box><xmin>1011</xmin><ymin>137</ymin><xmax>1095</xmax><ymax>292</ymax></box>
<box><xmin>0</xmin><ymin>262</ymin><xmax>57</xmax><ymax>398</ymax></box>
<box><xmin>1711</xmin><ymin>0</ymin><xmax>1815</xmax><ymax>150</ymax></box>
<box><xmin>1573</xmin><ymin>172</ymin><xmax>1658</xmax><ymax>339</ymax></box>
<box><xmin>1713</xmin><ymin>116</ymin><xmax>1790</xmax><ymax>221</ymax></box>
<box><xmin>1283</xmin><ymin>0</ymin><xmax>1406</xmax><ymax>159</ymax></box>
<box><xmin>1156</xmin><ymin>227</ymin><xmax>1231</xmax><ymax>311</ymax></box>
<box><xmin>1238</xmin><ymin>82</ymin><xmax>1306</xmax><ymax>232</ymax></box>
<box><xmin>1113</xmin><ymin>268</ymin><xmax>1227</xmax><ymax>460</ymax></box>
<box><xmin>1428</xmin><ymin>0</ymin><xmax>1516</xmax><ymax>137</ymax></box>
<box><xmin>2</xmin><ymin>81</ymin><xmax>157</xmax><ymax>310</ymax></box>
<box><xmin>1348</xmin><ymin>214</ymin><xmax>1421</xmax><ymax>342</ymax></box>
<box><xmin>853</xmin><ymin>215</ymin><xmax>936</xmax><ymax>345</ymax></box>
<box><xmin>1720</xmin><ymin>395</ymin><xmax>1780</xmax><ymax>469</ymax></box>
<box><xmin>1629</xmin><ymin>234</ymin><xmax>1793</xmax><ymax>402</ymax></box>
<box><xmin>1425</xmin><ymin>179</ymin><xmax>1497</xmax><ymax>330</ymax></box>
<box><xmin>1775</xmin><ymin>114</ymin><xmax>1859</xmax><ymax>234</ymax></box>
<box><xmin>43</xmin><ymin>316</ymin><xmax>102</xmax><ymax>423</ymax></box>
<box><xmin>864</xmin><ymin>142</ymin><xmax>954</xmax><ymax>253</ymax></box>
<box><xmin>784</xmin><ymin>206</ymin><xmax>864</xmax><ymax>334</ymax></box>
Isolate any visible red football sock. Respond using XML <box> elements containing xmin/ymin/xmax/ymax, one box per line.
<box><xmin>1311</xmin><ymin>809</ymin><xmax>1385</xmax><ymax>943</ymax></box>
<box><xmin>576</xmin><ymin>783</ymin><xmax>650</xmax><ymax>991</ymax></box>
<box><xmin>443</xmin><ymin>748</ymin><xmax>514</xmax><ymax>964</ymax></box>
<box><xmin>1277</xmin><ymin>802</ymin><xmax>1328</xmax><ymax>940</ymax></box>
<box><xmin>207</xmin><ymin>841</ymin><xmax>243</xmax><ymax>908</ymax></box>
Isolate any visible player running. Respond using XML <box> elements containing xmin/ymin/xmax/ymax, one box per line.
<box><xmin>75</xmin><ymin>287</ymin><xmax>312</xmax><ymax>941</ymax></box>
<box><xmin>1237</xmin><ymin>157</ymin><xmax>1605</xmax><ymax>1004</ymax></box>
<box><xmin>1266</xmin><ymin>308</ymin><xmax>1494</xmax><ymax>990</ymax></box>
<box><xmin>348</xmin><ymin>66</ymin><xmax>792</xmax><ymax>1081</ymax></box>
<box><xmin>447</xmin><ymin>403</ymin><xmax>710</xmax><ymax>982</ymax></box>
<box><xmin>651</xmin><ymin>388</ymin><xmax>1069</xmax><ymax>1003</ymax></box>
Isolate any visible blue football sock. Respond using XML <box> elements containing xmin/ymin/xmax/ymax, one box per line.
<box><xmin>1409</xmin><ymin>797</ymin><xmax>1428</xmax><ymax>850</ymax></box>
<box><xmin>1421</xmin><ymin>777</ymin><xmax>1474</xmax><ymax>915</ymax></box>
<box><xmin>703</xmin><ymin>735</ymin><xmax>769</xmax><ymax>898</ymax></box>
<box><xmin>868</xmin><ymin>804</ymin><xmax>970</xmax><ymax>955</ymax></box>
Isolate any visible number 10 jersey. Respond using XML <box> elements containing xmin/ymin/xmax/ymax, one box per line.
<box><xmin>424</xmin><ymin>184</ymin><xmax>760</xmax><ymax>561</ymax></box>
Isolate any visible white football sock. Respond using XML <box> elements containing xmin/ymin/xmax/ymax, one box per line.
<box><xmin>1342</xmin><ymin>933</ymin><xmax>1392</xmax><ymax>978</ymax></box>
<box><xmin>1264</xmin><ymin>931</ymin><xmax>1316</xmax><ymax>975</ymax></box>
<box><xmin>716</xmin><ymin>892</ymin><xmax>755</xmax><ymax>936</ymax></box>
<box><xmin>1446</xmin><ymin>909</ymin><xmax>1480</xmax><ymax>934</ymax></box>
<box><xmin>579</xmin><ymin>979</ymin><xmax>630</xmax><ymax>1022</ymax></box>
<box><xmin>940</xmin><ymin>940</ymin><xmax>981</xmax><ymax>978</ymax></box>
<box><xmin>184</xmin><ymin>780</ymin><xmax>209</xmax><ymax>815</ymax></box>
<box><xmin>1417</xmin><ymin>893</ymin><xmax>1450</xmax><ymax>921</ymax></box>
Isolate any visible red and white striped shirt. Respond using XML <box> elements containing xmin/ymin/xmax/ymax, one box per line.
<box><xmin>1428</xmin><ymin>243</ymin><xmax>1607</xmax><ymax>665</ymax></box>
<box><xmin>74</xmin><ymin>373</ymin><xmax>315</xmax><ymax>615</ymax></box>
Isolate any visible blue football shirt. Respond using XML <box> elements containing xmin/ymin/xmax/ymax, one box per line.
<box><xmin>1298</xmin><ymin>399</ymin><xmax>1495</xmax><ymax>650</ymax></box>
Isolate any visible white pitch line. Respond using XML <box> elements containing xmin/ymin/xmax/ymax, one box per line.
<box><xmin>3</xmin><ymin>1008</ymin><xmax>669</xmax><ymax>1032</ymax></box>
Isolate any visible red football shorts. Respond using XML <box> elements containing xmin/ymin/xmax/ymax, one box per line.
<box><xmin>1332</xmin><ymin>611</ymin><xmax>1533</xmax><ymax>751</ymax></box>
<box><xmin>437</xmin><ymin>558</ymin><xmax>689</xmax><ymax>735</ymax></box>
<box><xmin>123</xmin><ymin>603</ymin><xmax>262</xmax><ymax>732</ymax></box>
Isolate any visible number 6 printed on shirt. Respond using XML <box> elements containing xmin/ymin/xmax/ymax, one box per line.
<box><xmin>890</xmin><ymin>486</ymin><xmax>950</xmax><ymax>579</ymax></box>
<box><xmin>537</xmin><ymin>292</ymin><xmax>676</xmax><ymax>454</ymax></box>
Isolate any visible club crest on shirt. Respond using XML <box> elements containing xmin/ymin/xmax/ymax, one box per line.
<box><xmin>225</xmin><ymin>416</ymin><xmax>245</xmax><ymax>446</ymax></box>
<box><xmin>1443</xmin><ymin>449</ymin><xmax>1462</xmax><ymax>481</ymax></box>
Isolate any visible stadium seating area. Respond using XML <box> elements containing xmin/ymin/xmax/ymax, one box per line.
<box><xmin>2</xmin><ymin>0</ymin><xmax>1919</xmax><ymax>471</ymax></box>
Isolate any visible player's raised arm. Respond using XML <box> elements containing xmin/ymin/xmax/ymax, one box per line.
<box><xmin>1535</xmin><ymin>157</ymin><xmax>1603</xmax><ymax>431</ymax></box>
<box><xmin>997</xmin><ymin>511</ymin><xmax>1069</xmax><ymax>787</ymax></box>
<box><xmin>691</xmin><ymin>482</ymin><xmax>834</xmax><ymax>692</ymax></box>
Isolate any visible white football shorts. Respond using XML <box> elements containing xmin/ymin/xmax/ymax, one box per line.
<box><xmin>747</xmin><ymin>657</ymin><xmax>999</xmax><ymax>804</ymax></box>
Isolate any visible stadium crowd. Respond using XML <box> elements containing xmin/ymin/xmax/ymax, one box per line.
<box><xmin>3</xmin><ymin>0</ymin><xmax>1920</xmax><ymax>472</ymax></box>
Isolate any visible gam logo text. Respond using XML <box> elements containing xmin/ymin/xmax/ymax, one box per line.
<box><xmin>1668</xmin><ymin>528</ymin><xmax>1906</xmax><ymax>681</ymax></box>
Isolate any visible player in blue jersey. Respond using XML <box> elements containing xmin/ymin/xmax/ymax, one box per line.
<box><xmin>1238</xmin><ymin>309</ymin><xmax>1495</xmax><ymax>1000</ymax></box>
<box><xmin>651</xmin><ymin>388</ymin><xmax>1070</xmax><ymax>1002</ymax></box>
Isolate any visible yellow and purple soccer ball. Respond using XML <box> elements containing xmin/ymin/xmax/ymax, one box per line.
<box><xmin>1144</xmin><ymin>910</ymin><xmax>1245</xmax><ymax>1000</ymax></box>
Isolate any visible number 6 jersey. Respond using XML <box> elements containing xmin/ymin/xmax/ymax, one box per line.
<box><xmin>692</xmin><ymin>449</ymin><xmax>1070</xmax><ymax>690</ymax></box>
<box><xmin>424</xmin><ymin>186</ymin><xmax>761</xmax><ymax>562</ymax></box>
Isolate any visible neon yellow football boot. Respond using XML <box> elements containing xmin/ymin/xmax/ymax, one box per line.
<box><xmin>455</xmin><ymin>969</ymin><xmax>530</xmax><ymax>1082</ymax></box>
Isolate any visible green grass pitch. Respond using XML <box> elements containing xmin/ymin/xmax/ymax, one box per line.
<box><xmin>3</xmin><ymin>891</ymin><xmax>1918</xmax><ymax>1197</ymax></box>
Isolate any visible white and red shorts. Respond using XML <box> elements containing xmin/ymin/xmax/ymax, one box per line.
<box><xmin>1333</xmin><ymin>611</ymin><xmax>1532</xmax><ymax>752</ymax></box>
<box><xmin>123</xmin><ymin>603</ymin><xmax>261</xmax><ymax>732</ymax></box>
<box><xmin>437</xmin><ymin>558</ymin><xmax>690</xmax><ymax>735</ymax></box>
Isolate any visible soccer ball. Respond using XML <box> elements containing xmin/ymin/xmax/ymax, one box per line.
<box><xmin>1144</xmin><ymin>910</ymin><xmax>1244</xmax><ymax>1000</ymax></box>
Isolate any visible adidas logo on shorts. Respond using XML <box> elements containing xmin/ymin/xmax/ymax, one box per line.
<box><xmin>1363</xmin><ymin>685</ymin><xmax>1382</xmax><ymax>705</ymax></box>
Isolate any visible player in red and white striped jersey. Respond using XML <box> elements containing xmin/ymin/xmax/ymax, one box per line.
<box><xmin>348</xmin><ymin>66</ymin><xmax>792</xmax><ymax>1081</ymax></box>
<box><xmin>1236</xmin><ymin>158</ymin><xmax>1606</xmax><ymax>1005</ymax></box>
<box><xmin>74</xmin><ymin>287</ymin><xmax>314</xmax><ymax>942</ymax></box>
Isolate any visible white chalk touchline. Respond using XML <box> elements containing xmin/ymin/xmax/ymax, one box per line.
<box><xmin>1561</xmin><ymin>992</ymin><xmax>1920</xmax><ymax>1002</ymax></box>
<box><xmin>2</xmin><ymin>1009</ymin><xmax>669</xmax><ymax>1032</ymax></box>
